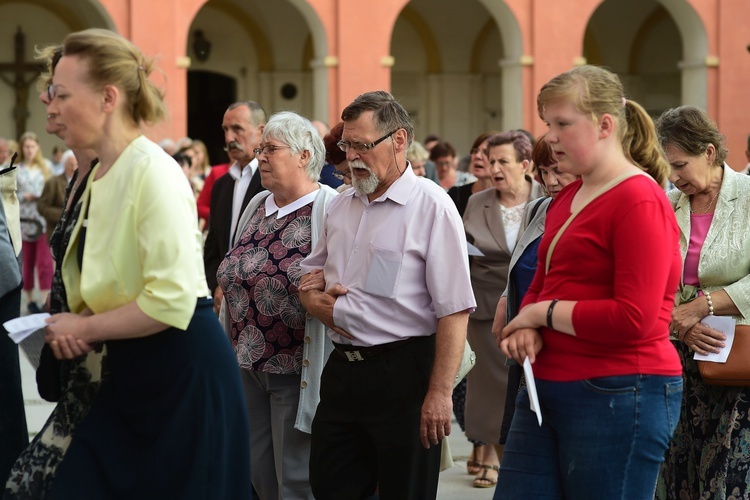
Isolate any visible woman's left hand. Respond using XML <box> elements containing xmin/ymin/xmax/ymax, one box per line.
<box><xmin>44</xmin><ymin>313</ymin><xmax>94</xmax><ymax>360</ymax></box>
<box><xmin>670</xmin><ymin>300</ymin><xmax>706</xmax><ymax>339</ymax></box>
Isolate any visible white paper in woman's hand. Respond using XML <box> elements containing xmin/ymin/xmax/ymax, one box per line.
<box><xmin>693</xmin><ymin>315</ymin><xmax>735</xmax><ymax>363</ymax></box>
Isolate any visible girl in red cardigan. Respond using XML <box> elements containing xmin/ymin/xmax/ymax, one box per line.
<box><xmin>496</xmin><ymin>65</ymin><xmax>683</xmax><ymax>499</ymax></box>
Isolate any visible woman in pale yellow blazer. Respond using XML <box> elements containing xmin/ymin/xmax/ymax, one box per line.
<box><xmin>40</xmin><ymin>29</ymin><xmax>251</xmax><ymax>497</ymax></box>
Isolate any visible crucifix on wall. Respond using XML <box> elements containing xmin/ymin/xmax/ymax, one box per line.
<box><xmin>0</xmin><ymin>26</ymin><xmax>45</xmax><ymax>141</ymax></box>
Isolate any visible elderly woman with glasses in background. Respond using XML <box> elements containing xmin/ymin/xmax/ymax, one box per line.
<box><xmin>218</xmin><ymin>111</ymin><xmax>338</xmax><ymax>499</ymax></box>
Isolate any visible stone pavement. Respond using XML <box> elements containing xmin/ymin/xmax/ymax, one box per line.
<box><xmin>19</xmin><ymin>351</ymin><xmax>494</xmax><ymax>499</ymax></box>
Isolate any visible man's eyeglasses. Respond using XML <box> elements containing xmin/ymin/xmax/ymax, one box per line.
<box><xmin>337</xmin><ymin>129</ymin><xmax>398</xmax><ymax>153</ymax></box>
<box><xmin>253</xmin><ymin>145</ymin><xmax>291</xmax><ymax>157</ymax></box>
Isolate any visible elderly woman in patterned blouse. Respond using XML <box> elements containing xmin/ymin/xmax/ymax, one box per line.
<box><xmin>218</xmin><ymin>111</ymin><xmax>338</xmax><ymax>500</ymax></box>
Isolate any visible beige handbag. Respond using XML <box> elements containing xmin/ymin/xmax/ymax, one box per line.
<box><xmin>454</xmin><ymin>339</ymin><xmax>476</xmax><ymax>388</ymax></box>
<box><xmin>440</xmin><ymin>339</ymin><xmax>476</xmax><ymax>471</ymax></box>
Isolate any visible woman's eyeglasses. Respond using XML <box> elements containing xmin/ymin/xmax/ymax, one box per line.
<box><xmin>253</xmin><ymin>145</ymin><xmax>291</xmax><ymax>157</ymax></box>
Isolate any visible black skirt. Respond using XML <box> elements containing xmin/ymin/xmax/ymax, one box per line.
<box><xmin>48</xmin><ymin>298</ymin><xmax>251</xmax><ymax>499</ymax></box>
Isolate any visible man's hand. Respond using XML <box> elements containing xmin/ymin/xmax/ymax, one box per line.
<box><xmin>299</xmin><ymin>271</ymin><xmax>354</xmax><ymax>339</ymax></box>
<box><xmin>420</xmin><ymin>389</ymin><xmax>452</xmax><ymax>449</ymax></box>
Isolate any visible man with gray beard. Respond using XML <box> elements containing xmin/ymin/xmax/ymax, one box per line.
<box><xmin>299</xmin><ymin>91</ymin><xmax>476</xmax><ymax>498</ymax></box>
<box><xmin>203</xmin><ymin>101</ymin><xmax>266</xmax><ymax>312</ymax></box>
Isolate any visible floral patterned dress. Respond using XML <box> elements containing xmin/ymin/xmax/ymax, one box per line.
<box><xmin>217</xmin><ymin>202</ymin><xmax>313</xmax><ymax>375</ymax></box>
<box><xmin>4</xmin><ymin>168</ymin><xmax>106</xmax><ymax>499</ymax></box>
<box><xmin>656</xmin><ymin>342</ymin><xmax>750</xmax><ymax>500</ymax></box>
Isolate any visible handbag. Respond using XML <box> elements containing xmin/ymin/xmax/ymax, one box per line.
<box><xmin>440</xmin><ymin>339</ymin><xmax>476</xmax><ymax>472</ymax></box>
<box><xmin>698</xmin><ymin>325</ymin><xmax>750</xmax><ymax>386</ymax></box>
<box><xmin>454</xmin><ymin>339</ymin><xmax>476</xmax><ymax>388</ymax></box>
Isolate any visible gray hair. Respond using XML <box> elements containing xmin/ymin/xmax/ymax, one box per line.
<box><xmin>262</xmin><ymin>111</ymin><xmax>325</xmax><ymax>182</ymax></box>
<box><xmin>227</xmin><ymin>101</ymin><xmax>267</xmax><ymax>127</ymax></box>
<box><xmin>341</xmin><ymin>91</ymin><xmax>414</xmax><ymax>147</ymax></box>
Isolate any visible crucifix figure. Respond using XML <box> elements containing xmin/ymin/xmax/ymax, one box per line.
<box><xmin>0</xmin><ymin>26</ymin><xmax>44</xmax><ymax>140</ymax></box>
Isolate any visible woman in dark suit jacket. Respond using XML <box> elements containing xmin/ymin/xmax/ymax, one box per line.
<box><xmin>462</xmin><ymin>131</ymin><xmax>543</xmax><ymax>488</ymax></box>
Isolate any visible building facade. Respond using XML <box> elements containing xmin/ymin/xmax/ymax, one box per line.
<box><xmin>1</xmin><ymin>0</ymin><xmax>748</xmax><ymax>168</ymax></box>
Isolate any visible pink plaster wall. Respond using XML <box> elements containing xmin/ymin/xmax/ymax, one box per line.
<box><xmin>92</xmin><ymin>0</ymin><xmax>750</xmax><ymax>166</ymax></box>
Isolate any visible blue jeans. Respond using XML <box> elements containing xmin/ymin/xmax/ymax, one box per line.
<box><xmin>495</xmin><ymin>374</ymin><xmax>683</xmax><ymax>500</ymax></box>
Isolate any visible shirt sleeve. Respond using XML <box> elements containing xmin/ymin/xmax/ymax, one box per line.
<box><xmin>134</xmin><ymin>157</ymin><xmax>202</xmax><ymax>329</ymax></box>
<box><xmin>571</xmin><ymin>197</ymin><xmax>680</xmax><ymax>342</ymax></box>
<box><xmin>425</xmin><ymin>202</ymin><xmax>476</xmax><ymax>318</ymax></box>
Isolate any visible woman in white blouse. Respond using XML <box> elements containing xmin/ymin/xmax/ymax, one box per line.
<box><xmin>461</xmin><ymin>131</ymin><xmax>543</xmax><ymax>488</ymax></box>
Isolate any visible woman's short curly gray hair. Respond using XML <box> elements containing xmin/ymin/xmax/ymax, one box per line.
<box><xmin>262</xmin><ymin>111</ymin><xmax>325</xmax><ymax>182</ymax></box>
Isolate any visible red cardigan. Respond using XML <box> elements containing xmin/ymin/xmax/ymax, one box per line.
<box><xmin>522</xmin><ymin>175</ymin><xmax>683</xmax><ymax>381</ymax></box>
<box><xmin>196</xmin><ymin>163</ymin><xmax>229</xmax><ymax>221</ymax></box>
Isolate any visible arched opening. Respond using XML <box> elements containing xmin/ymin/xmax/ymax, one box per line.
<box><xmin>391</xmin><ymin>0</ymin><xmax>507</xmax><ymax>154</ymax></box>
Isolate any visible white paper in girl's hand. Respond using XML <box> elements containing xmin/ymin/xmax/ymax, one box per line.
<box><xmin>693</xmin><ymin>315</ymin><xmax>735</xmax><ymax>363</ymax></box>
<box><xmin>523</xmin><ymin>356</ymin><xmax>542</xmax><ymax>426</ymax></box>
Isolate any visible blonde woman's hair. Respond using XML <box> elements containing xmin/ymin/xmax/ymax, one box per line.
<box><xmin>190</xmin><ymin>139</ymin><xmax>211</xmax><ymax>173</ymax></box>
<box><xmin>19</xmin><ymin>132</ymin><xmax>51</xmax><ymax>180</ymax></box>
<box><xmin>62</xmin><ymin>28</ymin><xmax>166</xmax><ymax>125</ymax></box>
<box><xmin>406</xmin><ymin>141</ymin><xmax>429</xmax><ymax>164</ymax></box>
<box><xmin>537</xmin><ymin>65</ymin><xmax>668</xmax><ymax>186</ymax></box>
<box><xmin>35</xmin><ymin>44</ymin><xmax>62</xmax><ymax>90</ymax></box>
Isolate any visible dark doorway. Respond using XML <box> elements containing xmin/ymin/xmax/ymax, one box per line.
<box><xmin>187</xmin><ymin>70</ymin><xmax>237</xmax><ymax>166</ymax></box>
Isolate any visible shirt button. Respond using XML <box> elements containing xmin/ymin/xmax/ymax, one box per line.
<box><xmin>300</xmin><ymin>380</ymin><xmax>308</xmax><ymax>388</ymax></box>
<box><xmin>302</xmin><ymin>359</ymin><xmax>310</xmax><ymax>367</ymax></box>
<box><xmin>304</xmin><ymin>336</ymin><xmax>311</xmax><ymax>344</ymax></box>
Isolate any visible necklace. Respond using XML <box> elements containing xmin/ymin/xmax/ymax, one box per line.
<box><xmin>691</xmin><ymin>189</ymin><xmax>720</xmax><ymax>214</ymax></box>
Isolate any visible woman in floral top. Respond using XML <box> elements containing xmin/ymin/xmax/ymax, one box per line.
<box><xmin>218</xmin><ymin>111</ymin><xmax>337</xmax><ymax>500</ymax></box>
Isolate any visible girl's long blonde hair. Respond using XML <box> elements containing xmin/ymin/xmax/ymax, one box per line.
<box><xmin>19</xmin><ymin>132</ymin><xmax>51</xmax><ymax>180</ymax></box>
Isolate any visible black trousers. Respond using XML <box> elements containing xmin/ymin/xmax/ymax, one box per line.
<box><xmin>310</xmin><ymin>335</ymin><xmax>441</xmax><ymax>500</ymax></box>
<box><xmin>0</xmin><ymin>284</ymin><xmax>28</xmax><ymax>483</ymax></box>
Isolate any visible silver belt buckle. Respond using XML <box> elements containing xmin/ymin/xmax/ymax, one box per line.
<box><xmin>345</xmin><ymin>350</ymin><xmax>364</xmax><ymax>362</ymax></box>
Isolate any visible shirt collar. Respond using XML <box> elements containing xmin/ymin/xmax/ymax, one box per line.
<box><xmin>265</xmin><ymin>188</ymin><xmax>320</xmax><ymax>219</ymax></box>
<box><xmin>348</xmin><ymin>162</ymin><xmax>415</xmax><ymax>206</ymax></box>
<box><xmin>228</xmin><ymin>158</ymin><xmax>258</xmax><ymax>180</ymax></box>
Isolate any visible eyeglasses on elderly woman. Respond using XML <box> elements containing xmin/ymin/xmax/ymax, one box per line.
<box><xmin>253</xmin><ymin>145</ymin><xmax>291</xmax><ymax>157</ymax></box>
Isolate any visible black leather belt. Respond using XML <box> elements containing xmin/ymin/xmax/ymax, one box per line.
<box><xmin>333</xmin><ymin>335</ymin><xmax>430</xmax><ymax>362</ymax></box>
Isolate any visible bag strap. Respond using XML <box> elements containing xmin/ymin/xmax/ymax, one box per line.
<box><xmin>544</xmin><ymin>170</ymin><xmax>645</xmax><ymax>274</ymax></box>
<box><xmin>527</xmin><ymin>196</ymin><xmax>547</xmax><ymax>225</ymax></box>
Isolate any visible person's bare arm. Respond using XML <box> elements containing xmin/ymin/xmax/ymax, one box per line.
<box><xmin>420</xmin><ymin>309</ymin><xmax>469</xmax><ymax>449</ymax></box>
